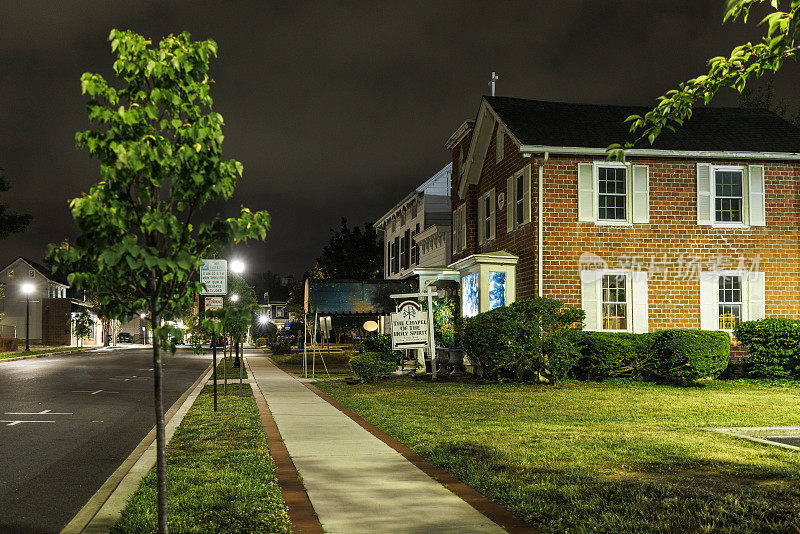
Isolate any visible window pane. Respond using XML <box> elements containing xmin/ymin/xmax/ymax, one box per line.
<box><xmin>516</xmin><ymin>175</ymin><xmax>524</xmax><ymax>224</ymax></box>
<box><xmin>598</xmin><ymin>167</ymin><xmax>626</xmax><ymax>221</ymax></box>
<box><xmin>489</xmin><ymin>272</ymin><xmax>506</xmax><ymax>309</ymax></box>
<box><xmin>714</xmin><ymin>170</ymin><xmax>743</xmax><ymax>223</ymax></box>
<box><xmin>718</xmin><ymin>276</ymin><xmax>742</xmax><ymax>329</ymax></box>
<box><xmin>463</xmin><ymin>273</ymin><xmax>479</xmax><ymax>317</ymax></box>
<box><xmin>601</xmin><ymin>274</ymin><xmax>627</xmax><ymax>330</ymax></box>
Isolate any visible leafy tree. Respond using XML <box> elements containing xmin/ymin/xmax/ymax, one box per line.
<box><xmin>71</xmin><ymin>309</ymin><xmax>94</xmax><ymax>348</ymax></box>
<box><xmin>0</xmin><ymin>169</ymin><xmax>32</xmax><ymax>239</ymax></box>
<box><xmin>609</xmin><ymin>0</ymin><xmax>800</xmax><ymax>159</ymax></box>
<box><xmin>315</xmin><ymin>218</ymin><xmax>382</xmax><ymax>279</ymax></box>
<box><xmin>47</xmin><ymin>30</ymin><xmax>269</xmax><ymax>533</ymax></box>
<box><xmin>211</xmin><ymin>273</ymin><xmax>257</xmax><ymax>367</ymax></box>
<box><xmin>738</xmin><ymin>76</ymin><xmax>800</xmax><ymax>125</ymax></box>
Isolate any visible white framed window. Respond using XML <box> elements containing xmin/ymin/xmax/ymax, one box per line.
<box><xmin>697</xmin><ymin>164</ymin><xmax>765</xmax><ymax>227</ymax></box>
<box><xmin>477</xmin><ymin>189</ymin><xmax>496</xmax><ymax>245</ymax></box>
<box><xmin>506</xmin><ymin>165</ymin><xmax>531</xmax><ymax>231</ymax></box>
<box><xmin>700</xmin><ymin>270</ymin><xmax>764</xmax><ymax>331</ymax></box>
<box><xmin>581</xmin><ymin>269</ymin><xmax>648</xmax><ymax>333</ymax></box>
<box><xmin>577</xmin><ymin>162</ymin><xmax>649</xmax><ymax>225</ymax></box>
<box><xmin>452</xmin><ymin>203</ymin><xmax>466</xmax><ymax>253</ymax></box>
<box><xmin>496</xmin><ymin>125</ymin><xmax>504</xmax><ymax>163</ymax></box>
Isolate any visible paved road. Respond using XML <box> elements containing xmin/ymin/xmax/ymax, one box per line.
<box><xmin>0</xmin><ymin>346</ymin><xmax>210</xmax><ymax>534</ymax></box>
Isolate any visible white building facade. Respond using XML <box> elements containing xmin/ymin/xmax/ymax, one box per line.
<box><xmin>374</xmin><ymin>164</ymin><xmax>452</xmax><ymax>279</ymax></box>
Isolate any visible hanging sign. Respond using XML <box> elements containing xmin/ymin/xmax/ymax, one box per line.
<box><xmin>391</xmin><ymin>300</ymin><xmax>429</xmax><ymax>350</ymax></box>
<box><xmin>200</xmin><ymin>259</ymin><xmax>227</xmax><ymax>295</ymax></box>
<box><xmin>205</xmin><ymin>296</ymin><xmax>223</xmax><ymax>311</ymax></box>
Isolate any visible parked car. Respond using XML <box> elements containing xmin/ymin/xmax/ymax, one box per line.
<box><xmin>117</xmin><ymin>332</ymin><xmax>132</xmax><ymax>343</ymax></box>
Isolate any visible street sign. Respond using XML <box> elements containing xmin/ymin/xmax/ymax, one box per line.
<box><xmin>205</xmin><ymin>296</ymin><xmax>223</xmax><ymax>311</ymax></box>
<box><xmin>200</xmin><ymin>259</ymin><xmax>227</xmax><ymax>295</ymax></box>
<box><xmin>391</xmin><ymin>300</ymin><xmax>429</xmax><ymax>350</ymax></box>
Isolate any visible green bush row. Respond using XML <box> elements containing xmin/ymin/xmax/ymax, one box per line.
<box><xmin>349</xmin><ymin>351</ymin><xmax>397</xmax><ymax>382</ymax></box>
<box><xmin>462</xmin><ymin>297</ymin><xmax>731</xmax><ymax>384</ymax></box>
<box><xmin>578</xmin><ymin>330</ymin><xmax>731</xmax><ymax>384</ymax></box>
<box><xmin>361</xmin><ymin>334</ymin><xmax>403</xmax><ymax>364</ymax></box>
<box><xmin>734</xmin><ymin>318</ymin><xmax>800</xmax><ymax>378</ymax></box>
<box><xmin>270</xmin><ymin>342</ymin><xmax>292</xmax><ymax>355</ymax></box>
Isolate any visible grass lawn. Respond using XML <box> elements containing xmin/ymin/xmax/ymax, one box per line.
<box><xmin>268</xmin><ymin>351</ymin><xmax>351</xmax><ymax>376</ymax></box>
<box><xmin>213</xmin><ymin>355</ymin><xmax>248</xmax><ymax>379</ymax></box>
<box><xmin>111</xmin><ymin>384</ymin><xmax>291</xmax><ymax>533</ymax></box>
<box><xmin>0</xmin><ymin>346</ymin><xmax>80</xmax><ymax>360</ymax></box>
<box><xmin>316</xmin><ymin>377</ymin><xmax>800</xmax><ymax>533</ymax></box>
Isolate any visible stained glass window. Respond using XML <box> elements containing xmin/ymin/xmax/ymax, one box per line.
<box><xmin>463</xmin><ymin>273</ymin><xmax>479</xmax><ymax>317</ymax></box>
<box><xmin>489</xmin><ymin>272</ymin><xmax>506</xmax><ymax>309</ymax></box>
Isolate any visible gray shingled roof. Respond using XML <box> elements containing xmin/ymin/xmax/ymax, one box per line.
<box><xmin>485</xmin><ymin>96</ymin><xmax>800</xmax><ymax>153</ymax></box>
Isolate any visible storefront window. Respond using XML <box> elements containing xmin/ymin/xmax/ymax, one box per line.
<box><xmin>489</xmin><ymin>271</ymin><xmax>506</xmax><ymax>309</ymax></box>
<box><xmin>463</xmin><ymin>273</ymin><xmax>479</xmax><ymax>317</ymax></box>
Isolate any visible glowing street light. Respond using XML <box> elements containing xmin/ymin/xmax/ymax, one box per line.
<box><xmin>230</xmin><ymin>259</ymin><xmax>245</xmax><ymax>274</ymax></box>
<box><xmin>230</xmin><ymin>293</ymin><xmax>239</xmax><ymax>303</ymax></box>
<box><xmin>21</xmin><ymin>283</ymin><xmax>34</xmax><ymax>351</ymax></box>
<box><xmin>258</xmin><ymin>314</ymin><xmax>268</xmax><ymax>325</ymax></box>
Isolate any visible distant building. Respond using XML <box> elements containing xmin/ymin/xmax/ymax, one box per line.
<box><xmin>0</xmin><ymin>256</ymin><xmax>103</xmax><ymax>346</ymax></box>
<box><xmin>374</xmin><ymin>163</ymin><xmax>452</xmax><ymax>279</ymax></box>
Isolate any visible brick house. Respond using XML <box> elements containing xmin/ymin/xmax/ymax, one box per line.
<box><xmin>438</xmin><ymin>96</ymin><xmax>800</xmax><ymax>339</ymax></box>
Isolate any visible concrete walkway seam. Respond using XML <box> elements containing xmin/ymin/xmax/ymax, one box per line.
<box><xmin>60</xmin><ymin>362</ymin><xmax>213</xmax><ymax>534</ymax></box>
<box><xmin>244</xmin><ymin>356</ymin><xmax>324</xmax><ymax>534</ymax></box>
<box><xmin>299</xmin><ymin>378</ymin><xmax>540</xmax><ymax>534</ymax></box>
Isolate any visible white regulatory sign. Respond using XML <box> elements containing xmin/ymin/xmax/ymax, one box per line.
<box><xmin>205</xmin><ymin>296</ymin><xmax>223</xmax><ymax>311</ymax></box>
<box><xmin>200</xmin><ymin>259</ymin><xmax>227</xmax><ymax>295</ymax></box>
<box><xmin>391</xmin><ymin>300</ymin><xmax>429</xmax><ymax>350</ymax></box>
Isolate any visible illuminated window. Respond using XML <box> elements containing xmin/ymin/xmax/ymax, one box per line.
<box><xmin>718</xmin><ymin>275</ymin><xmax>742</xmax><ymax>330</ymax></box>
<box><xmin>601</xmin><ymin>274</ymin><xmax>627</xmax><ymax>331</ymax></box>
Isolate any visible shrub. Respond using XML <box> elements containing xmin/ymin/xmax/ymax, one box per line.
<box><xmin>651</xmin><ymin>330</ymin><xmax>730</xmax><ymax>384</ymax></box>
<box><xmin>734</xmin><ymin>318</ymin><xmax>800</xmax><ymax>378</ymax></box>
<box><xmin>462</xmin><ymin>297</ymin><xmax>584</xmax><ymax>381</ymax></box>
<box><xmin>349</xmin><ymin>351</ymin><xmax>397</xmax><ymax>382</ymax></box>
<box><xmin>362</xmin><ymin>334</ymin><xmax>403</xmax><ymax>364</ymax></box>
<box><xmin>575</xmin><ymin>332</ymin><xmax>657</xmax><ymax>380</ymax></box>
<box><xmin>254</xmin><ymin>337</ymin><xmax>268</xmax><ymax>347</ymax></box>
<box><xmin>270</xmin><ymin>342</ymin><xmax>292</xmax><ymax>355</ymax></box>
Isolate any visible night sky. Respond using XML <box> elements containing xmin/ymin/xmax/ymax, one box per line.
<box><xmin>1</xmin><ymin>1</ymin><xmax>797</xmax><ymax>278</ymax></box>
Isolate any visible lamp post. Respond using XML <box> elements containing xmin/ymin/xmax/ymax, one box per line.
<box><xmin>140</xmin><ymin>312</ymin><xmax>147</xmax><ymax>344</ymax></box>
<box><xmin>22</xmin><ymin>283</ymin><xmax>34</xmax><ymax>351</ymax></box>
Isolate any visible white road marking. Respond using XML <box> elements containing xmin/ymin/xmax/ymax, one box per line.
<box><xmin>138</xmin><ymin>368</ymin><xmax>154</xmax><ymax>371</ymax></box>
<box><xmin>110</xmin><ymin>375</ymin><xmax>148</xmax><ymax>381</ymax></box>
<box><xmin>73</xmin><ymin>390</ymin><xmax>119</xmax><ymax>394</ymax></box>
<box><xmin>0</xmin><ymin>420</ymin><xmax>57</xmax><ymax>426</ymax></box>
<box><xmin>5</xmin><ymin>410</ymin><xmax>73</xmax><ymax>415</ymax></box>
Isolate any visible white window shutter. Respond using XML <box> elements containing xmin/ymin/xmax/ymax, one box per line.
<box><xmin>452</xmin><ymin>210</ymin><xmax>457</xmax><ymax>252</ymax></box>
<box><xmin>748</xmin><ymin>271</ymin><xmax>765</xmax><ymax>321</ymax></box>
<box><xmin>477</xmin><ymin>195</ymin><xmax>485</xmax><ymax>245</ymax></box>
<box><xmin>697</xmin><ymin>163</ymin><xmax>712</xmax><ymax>225</ymax></box>
<box><xmin>748</xmin><ymin>165</ymin><xmax>765</xmax><ymax>226</ymax></box>
<box><xmin>632</xmin><ymin>165</ymin><xmax>650</xmax><ymax>224</ymax></box>
<box><xmin>631</xmin><ymin>271</ymin><xmax>649</xmax><ymax>333</ymax></box>
<box><xmin>581</xmin><ymin>270</ymin><xmax>600</xmax><ymax>331</ymax></box>
<box><xmin>506</xmin><ymin>176</ymin><xmax>514</xmax><ymax>232</ymax></box>
<box><xmin>523</xmin><ymin>165</ymin><xmax>532</xmax><ymax>224</ymax></box>
<box><xmin>578</xmin><ymin>163</ymin><xmax>594</xmax><ymax>222</ymax></box>
<box><xmin>489</xmin><ymin>190</ymin><xmax>496</xmax><ymax>241</ymax></box>
<box><xmin>699</xmin><ymin>272</ymin><xmax>718</xmax><ymax>330</ymax></box>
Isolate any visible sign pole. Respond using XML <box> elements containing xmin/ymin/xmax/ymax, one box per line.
<box><xmin>212</xmin><ymin>335</ymin><xmax>218</xmax><ymax>411</ymax></box>
<box><xmin>427</xmin><ymin>286</ymin><xmax>437</xmax><ymax>380</ymax></box>
<box><xmin>303</xmin><ymin>314</ymin><xmax>308</xmax><ymax>379</ymax></box>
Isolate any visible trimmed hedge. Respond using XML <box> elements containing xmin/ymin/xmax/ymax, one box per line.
<box><xmin>361</xmin><ymin>334</ymin><xmax>403</xmax><ymax>364</ymax></box>
<box><xmin>462</xmin><ymin>297</ymin><xmax>584</xmax><ymax>381</ymax></box>
<box><xmin>349</xmin><ymin>351</ymin><xmax>397</xmax><ymax>382</ymax></box>
<box><xmin>734</xmin><ymin>318</ymin><xmax>800</xmax><ymax>378</ymax></box>
<box><xmin>254</xmin><ymin>337</ymin><xmax>268</xmax><ymax>347</ymax></box>
<box><xmin>575</xmin><ymin>330</ymin><xmax>729</xmax><ymax>384</ymax></box>
<box><xmin>270</xmin><ymin>342</ymin><xmax>292</xmax><ymax>355</ymax></box>
<box><xmin>651</xmin><ymin>330</ymin><xmax>731</xmax><ymax>384</ymax></box>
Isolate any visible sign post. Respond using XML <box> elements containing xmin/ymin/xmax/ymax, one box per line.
<box><xmin>390</xmin><ymin>287</ymin><xmax>438</xmax><ymax>379</ymax></box>
<box><xmin>201</xmin><ymin>259</ymin><xmax>227</xmax><ymax>411</ymax></box>
<box><xmin>205</xmin><ymin>296</ymin><xmax>224</xmax><ymax>411</ymax></box>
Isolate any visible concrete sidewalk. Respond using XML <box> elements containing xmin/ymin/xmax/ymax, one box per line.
<box><xmin>247</xmin><ymin>354</ymin><xmax>506</xmax><ymax>534</ymax></box>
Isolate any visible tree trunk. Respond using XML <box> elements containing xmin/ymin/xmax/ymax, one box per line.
<box><xmin>233</xmin><ymin>338</ymin><xmax>240</xmax><ymax>367</ymax></box>
<box><xmin>151</xmin><ymin>307</ymin><xmax>169</xmax><ymax>534</ymax></box>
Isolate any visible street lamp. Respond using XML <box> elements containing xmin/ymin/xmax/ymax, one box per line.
<box><xmin>258</xmin><ymin>314</ymin><xmax>268</xmax><ymax>325</ymax></box>
<box><xmin>230</xmin><ymin>293</ymin><xmax>239</xmax><ymax>302</ymax></box>
<box><xmin>140</xmin><ymin>312</ymin><xmax>147</xmax><ymax>344</ymax></box>
<box><xmin>230</xmin><ymin>259</ymin><xmax>245</xmax><ymax>274</ymax></box>
<box><xmin>21</xmin><ymin>283</ymin><xmax>34</xmax><ymax>351</ymax></box>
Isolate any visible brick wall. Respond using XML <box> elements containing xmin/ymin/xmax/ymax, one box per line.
<box><xmin>42</xmin><ymin>298</ymin><xmax>71</xmax><ymax>345</ymax></box>
<box><xmin>451</xmin><ymin>122</ymin><xmax>800</xmax><ymax>329</ymax></box>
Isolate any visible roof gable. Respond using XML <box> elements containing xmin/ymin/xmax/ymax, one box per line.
<box><xmin>0</xmin><ymin>256</ymin><xmax>68</xmax><ymax>286</ymax></box>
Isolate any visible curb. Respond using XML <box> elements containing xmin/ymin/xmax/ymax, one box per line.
<box><xmin>298</xmin><ymin>376</ymin><xmax>540</xmax><ymax>534</ymax></box>
<box><xmin>60</xmin><ymin>362</ymin><xmax>213</xmax><ymax>534</ymax></box>
<box><xmin>245</xmin><ymin>356</ymin><xmax>323</xmax><ymax>534</ymax></box>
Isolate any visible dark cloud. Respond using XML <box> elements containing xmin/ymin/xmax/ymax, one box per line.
<box><xmin>1</xmin><ymin>1</ymin><xmax>797</xmax><ymax>276</ymax></box>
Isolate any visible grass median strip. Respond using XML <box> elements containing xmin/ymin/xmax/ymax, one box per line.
<box><xmin>316</xmin><ymin>377</ymin><xmax>800</xmax><ymax>533</ymax></box>
<box><xmin>111</xmin><ymin>384</ymin><xmax>291</xmax><ymax>533</ymax></box>
<box><xmin>0</xmin><ymin>346</ymin><xmax>82</xmax><ymax>360</ymax></box>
